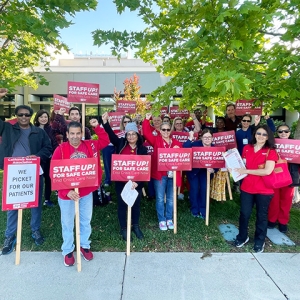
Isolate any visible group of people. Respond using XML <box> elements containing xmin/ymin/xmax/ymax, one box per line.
<box><xmin>0</xmin><ymin>87</ymin><xmax>299</xmax><ymax>266</ymax></box>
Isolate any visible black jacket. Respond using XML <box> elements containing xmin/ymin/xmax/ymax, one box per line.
<box><xmin>0</xmin><ymin>119</ymin><xmax>52</xmax><ymax>170</ymax></box>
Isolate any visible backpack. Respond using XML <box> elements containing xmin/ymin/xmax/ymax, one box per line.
<box><xmin>93</xmin><ymin>185</ymin><xmax>110</xmax><ymax>206</ymax></box>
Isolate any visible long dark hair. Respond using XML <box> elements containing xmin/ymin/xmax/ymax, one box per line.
<box><xmin>250</xmin><ymin>125</ymin><xmax>276</xmax><ymax>149</ymax></box>
<box><xmin>200</xmin><ymin>128</ymin><xmax>213</xmax><ymax>138</ymax></box>
<box><xmin>34</xmin><ymin>109</ymin><xmax>50</xmax><ymax>126</ymax></box>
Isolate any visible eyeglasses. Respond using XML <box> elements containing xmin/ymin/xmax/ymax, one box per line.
<box><xmin>17</xmin><ymin>113</ymin><xmax>31</xmax><ymax>117</ymax></box>
<box><xmin>277</xmin><ymin>130</ymin><xmax>290</xmax><ymax>134</ymax></box>
<box><xmin>256</xmin><ymin>132</ymin><xmax>268</xmax><ymax>137</ymax></box>
<box><xmin>127</xmin><ymin>133</ymin><xmax>137</xmax><ymax>137</ymax></box>
<box><xmin>175</xmin><ymin>123</ymin><xmax>183</xmax><ymax>125</ymax></box>
<box><xmin>202</xmin><ymin>136</ymin><xmax>212</xmax><ymax>139</ymax></box>
<box><xmin>242</xmin><ymin>120</ymin><xmax>251</xmax><ymax>123</ymax></box>
<box><xmin>161</xmin><ymin>128</ymin><xmax>171</xmax><ymax>132</ymax></box>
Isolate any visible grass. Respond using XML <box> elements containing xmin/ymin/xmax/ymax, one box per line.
<box><xmin>1</xmin><ymin>170</ymin><xmax>300</xmax><ymax>253</ymax></box>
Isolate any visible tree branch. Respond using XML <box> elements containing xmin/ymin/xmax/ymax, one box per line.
<box><xmin>0</xmin><ymin>0</ymin><xmax>10</xmax><ymax>13</ymax></box>
<box><xmin>258</xmin><ymin>30</ymin><xmax>283</xmax><ymax>37</ymax></box>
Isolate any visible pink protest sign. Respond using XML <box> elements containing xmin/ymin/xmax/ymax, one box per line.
<box><xmin>275</xmin><ymin>138</ymin><xmax>300</xmax><ymax>163</ymax></box>
<box><xmin>109</xmin><ymin>112</ymin><xmax>124</xmax><ymax>131</ymax></box>
<box><xmin>160</xmin><ymin>106</ymin><xmax>168</xmax><ymax>117</ymax></box>
<box><xmin>67</xmin><ymin>81</ymin><xmax>100</xmax><ymax>104</ymax></box>
<box><xmin>213</xmin><ymin>131</ymin><xmax>237</xmax><ymax>150</ymax></box>
<box><xmin>171</xmin><ymin>132</ymin><xmax>199</xmax><ymax>144</ymax></box>
<box><xmin>50</xmin><ymin>158</ymin><xmax>99</xmax><ymax>190</ymax></box>
<box><xmin>235</xmin><ymin>100</ymin><xmax>262</xmax><ymax>116</ymax></box>
<box><xmin>111</xmin><ymin>155</ymin><xmax>151</xmax><ymax>181</ymax></box>
<box><xmin>192</xmin><ymin>147</ymin><xmax>226</xmax><ymax>168</ymax></box>
<box><xmin>117</xmin><ymin>100</ymin><xmax>136</xmax><ymax>114</ymax></box>
<box><xmin>169</xmin><ymin>106</ymin><xmax>190</xmax><ymax>119</ymax></box>
<box><xmin>2</xmin><ymin>157</ymin><xmax>40</xmax><ymax>211</ymax></box>
<box><xmin>157</xmin><ymin>148</ymin><xmax>192</xmax><ymax>171</ymax></box>
<box><xmin>53</xmin><ymin>94</ymin><xmax>70</xmax><ymax>112</ymax></box>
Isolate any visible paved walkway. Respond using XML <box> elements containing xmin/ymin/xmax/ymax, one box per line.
<box><xmin>0</xmin><ymin>252</ymin><xmax>299</xmax><ymax>300</ymax></box>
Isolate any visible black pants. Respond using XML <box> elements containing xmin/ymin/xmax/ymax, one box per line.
<box><xmin>43</xmin><ymin>159</ymin><xmax>52</xmax><ymax>200</ymax></box>
<box><xmin>115</xmin><ymin>182</ymin><xmax>142</xmax><ymax>229</ymax></box>
<box><xmin>237</xmin><ymin>191</ymin><xmax>273</xmax><ymax>246</ymax></box>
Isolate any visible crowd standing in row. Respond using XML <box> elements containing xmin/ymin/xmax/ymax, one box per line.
<box><xmin>0</xmin><ymin>88</ymin><xmax>299</xmax><ymax>266</ymax></box>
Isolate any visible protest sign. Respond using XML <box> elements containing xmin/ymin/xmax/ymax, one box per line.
<box><xmin>50</xmin><ymin>158</ymin><xmax>99</xmax><ymax>190</ymax></box>
<box><xmin>53</xmin><ymin>94</ymin><xmax>70</xmax><ymax>112</ymax></box>
<box><xmin>111</xmin><ymin>155</ymin><xmax>151</xmax><ymax>181</ymax></box>
<box><xmin>169</xmin><ymin>106</ymin><xmax>190</xmax><ymax>119</ymax></box>
<box><xmin>67</xmin><ymin>81</ymin><xmax>100</xmax><ymax>104</ymax></box>
<box><xmin>2</xmin><ymin>157</ymin><xmax>40</xmax><ymax>211</ymax></box>
<box><xmin>171</xmin><ymin>131</ymin><xmax>199</xmax><ymax>144</ymax></box>
<box><xmin>108</xmin><ymin>112</ymin><xmax>124</xmax><ymax>131</ymax></box>
<box><xmin>235</xmin><ymin>99</ymin><xmax>262</xmax><ymax>116</ymax></box>
<box><xmin>275</xmin><ymin>138</ymin><xmax>300</xmax><ymax>163</ymax></box>
<box><xmin>143</xmin><ymin>141</ymin><xmax>154</xmax><ymax>155</ymax></box>
<box><xmin>157</xmin><ymin>148</ymin><xmax>192</xmax><ymax>171</ymax></box>
<box><xmin>213</xmin><ymin>131</ymin><xmax>237</xmax><ymax>150</ymax></box>
<box><xmin>117</xmin><ymin>100</ymin><xmax>136</xmax><ymax>114</ymax></box>
<box><xmin>192</xmin><ymin>147</ymin><xmax>226</xmax><ymax>168</ymax></box>
<box><xmin>160</xmin><ymin>106</ymin><xmax>168</xmax><ymax>117</ymax></box>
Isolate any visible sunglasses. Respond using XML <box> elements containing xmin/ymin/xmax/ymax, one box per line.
<box><xmin>161</xmin><ymin>128</ymin><xmax>171</xmax><ymax>132</ymax></box>
<box><xmin>17</xmin><ymin>113</ymin><xmax>31</xmax><ymax>117</ymax></box>
<box><xmin>256</xmin><ymin>132</ymin><xmax>268</xmax><ymax>137</ymax></box>
<box><xmin>277</xmin><ymin>130</ymin><xmax>290</xmax><ymax>134</ymax></box>
<box><xmin>242</xmin><ymin>120</ymin><xmax>251</xmax><ymax>123</ymax></box>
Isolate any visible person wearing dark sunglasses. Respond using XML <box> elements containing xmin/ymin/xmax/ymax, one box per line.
<box><xmin>0</xmin><ymin>104</ymin><xmax>52</xmax><ymax>255</ymax></box>
<box><xmin>232</xmin><ymin>125</ymin><xmax>277</xmax><ymax>253</ymax></box>
<box><xmin>268</xmin><ymin>124</ymin><xmax>300</xmax><ymax>233</ymax></box>
<box><xmin>143</xmin><ymin>113</ymin><xmax>182</xmax><ymax>231</ymax></box>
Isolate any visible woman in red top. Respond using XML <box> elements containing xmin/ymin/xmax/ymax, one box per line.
<box><xmin>142</xmin><ymin>113</ymin><xmax>182</xmax><ymax>231</ymax></box>
<box><xmin>233</xmin><ymin>125</ymin><xmax>277</xmax><ymax>253</ymax></box>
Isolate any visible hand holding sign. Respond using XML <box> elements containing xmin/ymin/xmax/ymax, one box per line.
<box><xmin>89</xmin><ymin>118</ymin><xmax>99</xmax><ymax>128</ymax></box>
<box><xmin>67</xmin><ymin>190</ymin><xmax>80</xmax><ymax>201</ymax></box>
<box><xmin>102</xmin><ymin>112</ymin><xmax>109</xmax><ymax>124</ymax></box>
<box><xmin>188</xmin><ymin>131</ymin><xmax>194</xmax><ymax>141</ymax></box>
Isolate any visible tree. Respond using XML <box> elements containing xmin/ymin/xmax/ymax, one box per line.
<box><xmin>93</xmin><ymin>0</ymin><xmax>300</xmax><ymax>136</ymax></box>
<box><xmin>0</xmin><ymin>0</ymin><xmax>97</xmax><ymax>90</ymax></box>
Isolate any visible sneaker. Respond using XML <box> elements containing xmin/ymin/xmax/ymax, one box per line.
<box><xmin>32</xmin><ymin>230</ymin><xmax>45</xmax><ymax>246</ymax></box>
<box><xmin>191</xmin><ymin>213</ymin><xmax>200</xmax><ymax>218</ymax></box>
<box><xmin>80</xmin><ymin>247</ymin><xmax>94</xmax><ymax>261</ymax></box>
<box><xmin>132</xmin><ymin>225</ymin><xmax>144</xmax><ymax>239</ymax></box>
<box><xmin>278</xmin><ymin>223</ymin><xmax>288</xmax><ymax>233</ymax></box>
<box><xmin>159</xmin><ymin>221</ymin><xmax>168</xmax><ymax>231</ymax></box>
<box><xmin>43</xmin><ymin>200</ymin><xmax>54</xmax><ymax>207</ymax></box>
<box><xmin>267</xmin><ymin>221</ymin><xmax>276</xmax><ymax>229</ymax></box>
<box><xmin>234</xmin><ymin>236</ymin><xmax>249</xmax><ymax>248</ymax></box>
<box><xmin>166</xmin><ymin>220</ymin><xmax>174</xmax><ymax>230</ymax></box>
<box><xmin>104</xmin><ymin>183</ymin><xmax>110</xmax><ymax>187</ymax></box>
<box><xmin>1</xmin><ymin>235</ymin><xmax>16</xmax><ymax>255</ymax></box>
<box><xmin>253</xmin><ymin>243</ymin><xmax>265</xmax><ymax>253</ymax></box>
<box><xmin>64</xmin><ymin>252</ymin><xmax>75</xmax><ymax>267</ymax></box>
<box><xmin>178</xmin><ymin>193</ymin><xmax>184</xmax><ymax>200</ymax></box>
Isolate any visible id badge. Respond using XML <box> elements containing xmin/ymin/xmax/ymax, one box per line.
<box><xmin>243</xmin><ymin>138</ymin><xmax>248</xmax><ymax>145</ymax></box>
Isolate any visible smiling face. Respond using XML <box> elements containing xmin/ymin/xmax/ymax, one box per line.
<box><xmin>16</xmin><ymin>108</ymin><xmax>31</xmax><ymax>129</ymax></box>
<box><xmin>201</xmin><ymin>132</ymin><xmax>213</xmax><ymax>147</ymax></box>
<box><xmin>69</xmin><ymin>109</ymin><xmax>81</xmax><ymax>122</ymax></box>
<box><xmin>277</xmin><ymin>125</ymin><xmax>291</xmax><ymax>139</ymax></box>
<box><xmin>38</xmin><ymin>113</ymin><xmax>49</xmax><ymax>126</ymax></box>
<box><xmin>255</xmin><ymin>128</ymin><xmax>268</xmax><ymax>145</ymax></box>
<box><xmin>216</xmin><ymin>118</ymin><xmax>225</xmax><ymax>130</ymax></box>
<box><xmin>126</xmin><ymin>130</ymin><xmax>138</xmax><ymax>145</ymax></box>
<box><xmin>226</xmin><ymin>105</ymin><xmax>235</xmax><ymax>119</ymax></box>
<box><xmin>174</xmin><ymin>118</ymin><xmax>184</xmax><ymax>132</ymax></box>
<box><xmin>66</xmin><ymin>126</ymin><xmax>82</xmax><ymax>147</ymax></box>
<box><xmin>152</xmin><ymin>117</ymin><xmax>162</xmax><ymax>130</ymax></box>
<box><xmin>241</xmin><ymin>116</ymin><xmax>251</xmax><ymax>129</ymax></box>
<box><xmin>160</xmin><ymin>123</ymin><xmax>171</xmax><ymax>140</ymax></box>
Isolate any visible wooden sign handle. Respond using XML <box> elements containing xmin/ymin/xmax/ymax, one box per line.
<box><xmin>15</xmin><ymin>209</ymin><xmax>23</xmax><ymax>265</ymax></box>
<box><xmin>225</xmin><ymin>171</ymin><xmax>233</xmax><ymax>200</ymax></box>
<box><xmin>205</xmin><ymin>170</ymin><xmax>211</xmax><ymax>226</ymax></box>
<box><xmin>173</xmin><ymin>171</ymin><xmax>177</xmax><ymax>234</ymax></box>
<box><xmin>126</xmin><ymin>206</ymin><xmax>132</xmax><ymax>256</ymax></box>
<box><xmin>75</xmin><ymin>188</ymin><xmax>81</xmax><ymax>272</ymax></box>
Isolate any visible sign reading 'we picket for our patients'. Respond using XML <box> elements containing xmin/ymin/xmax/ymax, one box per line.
<box><xmin>50</xmin><ymin>158</ymin><xmax>99</xmax><ymax>190</ymax></box>
<box><xmin>192</xmin><ymin>147</ymin><xmax>226</xmax><ymax>168</ymax></box>
<box><xmin>111</xmin><ymin>155</ymin><xmax>151</xmax><ymax>181</ymax></box>
<box><xmin>157</xmin><ymin>148</ymin><xmax>192</xmax><ymax>171</ymax></box>
<box><xmin>2</xmin><ymin>157</ymin><xmax>40</xmax><ymax>211</ymax></box>
<box><xmin>67</xmin><ymin>81</ymin><xmax>100</xmax><ymax>104</ymax></box>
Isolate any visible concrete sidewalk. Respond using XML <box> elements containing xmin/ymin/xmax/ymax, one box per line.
<box><xmin>0</xmin><ymin>252</ymin><xmax>299</xmax><ymax>300</ymax></box>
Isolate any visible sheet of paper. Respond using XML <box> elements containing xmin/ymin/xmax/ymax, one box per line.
<box><xmin>223</xmin><ymin>148</ymin><xmax>247</xmax><ymax>182</ymax></box>
<box><xmin>121</xmin><ymin>180</ymin><xmax>138</xmax><ymax>207</ymax></box>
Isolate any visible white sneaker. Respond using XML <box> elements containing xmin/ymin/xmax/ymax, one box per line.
<box><xmin>159</xmin><ymin>221</ymin><xmax>167</xmax><ymax>231</ymax></box>
<box><xmin>166</xmin><ymin>220</ymin><xmax>174</xmax><ymax>230</ymax></box>
<box><xmin>178</xmin><ymin>193</ymin><xmax>184</xmax><ymax>200</ymax></box>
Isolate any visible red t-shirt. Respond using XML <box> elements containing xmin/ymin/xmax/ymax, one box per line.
<box><xmin>121</xmin><ymin>144</ymin><xmax>137</xmax><ymax>155</ymax></box>
<box><xmin>241</xmin><ymin>145</ymin><xmax>278</xmax><ymax>195</ymax></box>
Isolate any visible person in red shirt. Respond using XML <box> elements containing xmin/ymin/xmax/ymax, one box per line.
<box><xmin>142</xmin><ymin>113</ymin><xmax>182</xmax><ymax>231</ymax></box>
<box><xmin>51</xmin><ymin>119</ymin><xmax>109</xmax><ymax>267</ymax></box>
<box><xmin>233</xmin><ymin>125</ymin><xmax>277</xmax><ymax>253</ymax></box>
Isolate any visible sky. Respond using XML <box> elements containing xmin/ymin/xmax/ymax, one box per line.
<box><xmin>59</xmin><ymin>0</ymin><xmax>146</xmax><ymax>55</ymax></box>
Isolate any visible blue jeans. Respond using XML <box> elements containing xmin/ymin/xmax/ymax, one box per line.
<box><xmin>153</xmin><ymin>176</ymin><xmax>173</xmax><ymax>222</ymax></box>
<box><xmin>147</xmin><ymin>178</ymin><xmax>156</xmax><ymax>198</ymax></box>
<box><xmin>58</xmin><ymin>193</ymin><xmax>93</xmax><ymax>256</ymax></box>
<box><xmin>5</xmin><ymin>175</ymin><xmax>44</xmax><ymax>237</ymax></box>
<box><xmin>102</xmin><ymin>145</ymin><xmax>115</xmax><ymax>185</ymax></box>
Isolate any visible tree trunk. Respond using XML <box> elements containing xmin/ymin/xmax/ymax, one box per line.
<box><xmin>294</xmin><ymin>115</ymin><xmax>300</xmax><ymax>140</ymax></box>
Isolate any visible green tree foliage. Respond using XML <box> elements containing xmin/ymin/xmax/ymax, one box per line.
<box><xmin>0</xmin><ymin>0</ymin><xmax>97</xmax><ymax>90</ymax></box>
<box><xmin>93</xmin><ymin>1</ymin><xmax>300</xmax><ymax>115</ymax></box>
